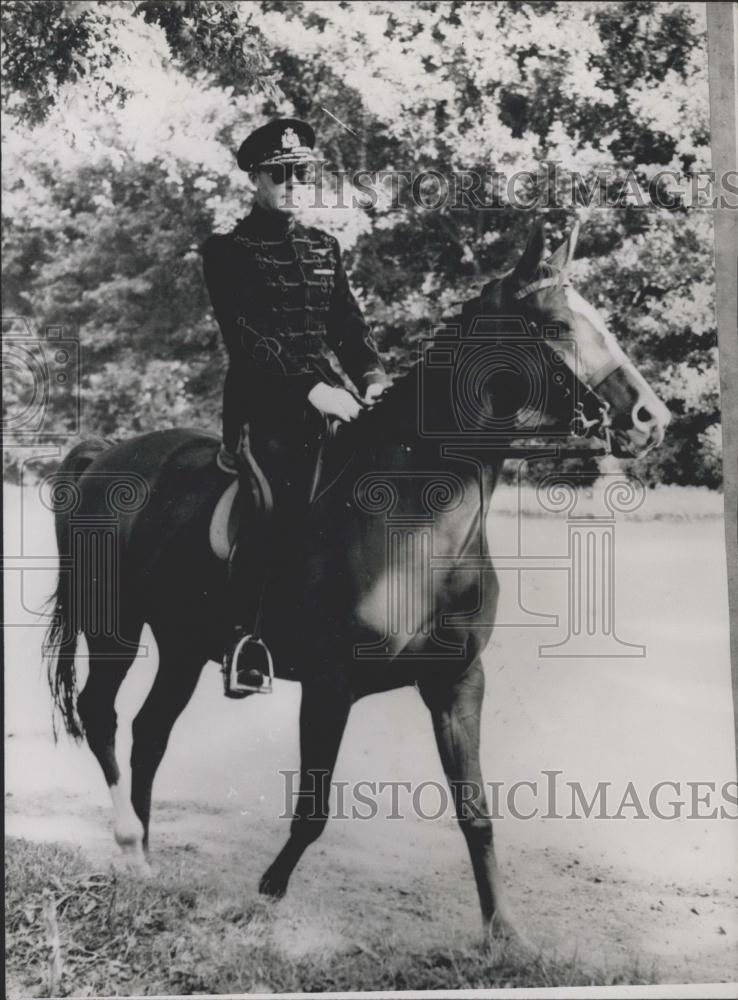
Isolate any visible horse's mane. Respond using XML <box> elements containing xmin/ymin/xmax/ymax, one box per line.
<box><xmin>339</xmin><ymin>257</ymin><xmax>569</xmax><ymax>451</ymax></box>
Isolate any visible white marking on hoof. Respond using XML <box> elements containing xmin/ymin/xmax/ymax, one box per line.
<box><xmin>112</xmin><ymin>852</ymin><xmax>153</xmax><ymax>879</ymax></box>
<box><xmin>129</xmin><ymin>855</ymin><xmax>153</xmax><ymax>878</ymax></box>
<box><xmin>109</xmin><ymin>782</ymin><xmax>147</xmax><ymax>870</ymax></box>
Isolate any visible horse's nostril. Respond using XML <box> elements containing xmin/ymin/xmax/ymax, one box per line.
<box><xmin>634</xmin><ymin>405</ymin><xmax>652</xmax><ymax>426</ymax></box>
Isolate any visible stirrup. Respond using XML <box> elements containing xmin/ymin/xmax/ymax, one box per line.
<box><xmin>216</xmin><ymin>444</ymin><xmax>239</xmax><ymax>476</ymax></box>
<box><xmin>222</xmin><ymin>634</ymin><xmax>274</xmax><ymax>697</ymax></box>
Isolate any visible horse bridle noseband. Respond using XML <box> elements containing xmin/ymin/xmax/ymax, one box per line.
<box><xmin>567</xmin><ymin>382</ymin><xmax>614</xmax><ymax>456</ymax></box>
<box><xmin>512</xmin><ymin>277</ymin><xmax>619</xmax><ymax>457</ymax></box>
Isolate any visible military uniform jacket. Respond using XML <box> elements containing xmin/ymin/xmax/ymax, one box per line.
<box><xmin>203</xmin><ymin>204</ymin><xmax>386</xmax><ymax>430</ymax></box>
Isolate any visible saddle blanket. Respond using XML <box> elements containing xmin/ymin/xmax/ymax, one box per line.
<box><xmin>209</xmin><ymin>480</ymin><xmax>240</xmax><ymax>560</ymax></box>
<box><xmin>209</xmin><ymin>420</ymin><xmax>355</xmax><ymax>560</ymax></box>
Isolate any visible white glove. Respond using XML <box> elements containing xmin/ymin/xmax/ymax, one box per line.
<box><xmin>364</xmin><ymin>380</ymin><xmax>389</xmax><ymax>405</ymax></box>
<box><xmin>307</xmin><ymin>382</ymin><xmax>363</xmax><ymax>422</ymax></box>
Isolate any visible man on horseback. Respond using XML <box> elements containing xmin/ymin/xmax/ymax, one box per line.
<box><xmin>203</xmin><ymin>118</ymin><xmax>390</xmax><ymax>697</ymax></box>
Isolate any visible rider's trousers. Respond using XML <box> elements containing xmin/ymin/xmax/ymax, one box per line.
<box><xmin>227</xmin><ymin>409</ymin><xmax>325</xmax><ymax>633</ymax></box>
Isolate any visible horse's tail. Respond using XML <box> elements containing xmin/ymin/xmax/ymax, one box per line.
<box><xmin>44</xmin><ymin>437</ymin><xmax>110</xmax><ymax>741</ymax></box>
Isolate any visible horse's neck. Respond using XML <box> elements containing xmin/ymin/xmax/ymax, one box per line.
<box><xmin>355</xmin><ymin>367</ymin><xmax>504</xmax><ymax>532</ymax></box>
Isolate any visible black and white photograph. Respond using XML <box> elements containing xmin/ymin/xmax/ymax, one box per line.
<box><xmin>3</xmin><ymin>1</ymin><xmax>737</xmax><ymax>996</ymax></box>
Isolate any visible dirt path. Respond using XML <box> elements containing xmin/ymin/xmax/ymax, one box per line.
<box><xmin>6</xmin><ymin>776</ymin><xmax>738</xmax><ymax>984</ymax></box>
<box><xmin>5</xmin><ymin>487</ymin><xmax>738</xmax><ymax>985</ymax></box>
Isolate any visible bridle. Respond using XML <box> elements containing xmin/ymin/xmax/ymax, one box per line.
<box><xmin>566</xmin><ymin>381</ymin><xmax>615</xmax><ymax>457</ymax></box>
<box><xmin>512</xmin><ymin>276</ymin><xmax>617</xmax><ymax>457</ymax></box>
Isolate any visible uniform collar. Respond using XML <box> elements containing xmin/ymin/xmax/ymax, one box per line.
<box><xmin>237</xmin><ymin>203</ymin><xmax>296</xmax><ymax>239</ymax></box>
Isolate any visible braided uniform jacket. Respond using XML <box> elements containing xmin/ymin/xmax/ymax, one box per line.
<box><xmin>203</xmin><ymin>204</ymin><xmax>386</xmax><ymax>448</ymax></box>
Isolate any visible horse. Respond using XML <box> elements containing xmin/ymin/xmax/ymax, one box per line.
<box><xmin>44</xmin><ymin>221</ymin><xmax>670</xmax><ymax>945</ymax></box>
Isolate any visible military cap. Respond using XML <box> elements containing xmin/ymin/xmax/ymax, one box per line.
<box><xmin>237</xmin><ymin>118</ymin><xmax>316</xmax><ymax>172</ymax></box>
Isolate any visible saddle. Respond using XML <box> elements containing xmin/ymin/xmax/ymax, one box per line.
<box><xmin>209</xmin><ymin>412</ymin><xmax>370</xmax><ymax>698</ymax></box>
<box><xmin>208</xmin><ymin>418</ymin><xmax>357</xmax><ymax>562</ymax></box>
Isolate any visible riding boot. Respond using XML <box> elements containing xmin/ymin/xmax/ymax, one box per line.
<box><xmin>221</xmin><ymin>427</ymin><xmax>275</xmax><ymax>698</ymax></box>
<box><xmin>220</xmin><ymin>414</ymin><xmax>324</xmax><ymax>697</ymax></box>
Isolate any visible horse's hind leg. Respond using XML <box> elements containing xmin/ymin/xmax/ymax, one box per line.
<box><xmin>76</xmin><ymin>634</ymin><xmax>147</xmax><ymax>872</ymax></box>
<box><xmin>418</xmin><ymin>659</ymin><xmax>525</xmax><ymax>947</ymax></box>
<box><xmin>129</xmin><ymin>630</ymin><xmax>205</xmax><ymax>854</ymax></box>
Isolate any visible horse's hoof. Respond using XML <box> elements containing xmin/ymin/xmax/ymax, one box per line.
<box><xmin>483</xmin><ymin>915</ymin><xmax>536</xmax><ymax>961</ymax></box>
<box><xmin>134</xmin><ymin>858</ymin><xmax>154</xmax><ymax>879</ymax></box>
<box><xmin>112</xmin><ymin>851</ymin><xmax>153</xmax><ymax>879</ymax></box>
<box><xmin>258</xmin><ymin>870</ymin><xmax>287</xmax><ymax>899</ymax></box>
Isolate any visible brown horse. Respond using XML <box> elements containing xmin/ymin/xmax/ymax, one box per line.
<box><xmin>45</xmin><ymin>222</ymin><xmax>669</xmax><ymax>944</ymax></box>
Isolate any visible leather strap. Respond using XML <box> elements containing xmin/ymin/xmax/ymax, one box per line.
<box><xmin>512</xmin><ymin>276</ymin><xmax>562</xmax><ymax>300</ymax></box>
<box><xmin>588</xmin><ymin>358</ymin><xmax>625</xmax><ymax>389</ymax></box>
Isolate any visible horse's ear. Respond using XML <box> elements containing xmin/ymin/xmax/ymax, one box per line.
<box><xmin>547</xmin><ymin>220</ymin><xmax>580</xmax><ymax>276</ymax></box>
<box><xmin>511</xmin><ymin>220</ymin><xmax>546</xmax><ymax>281</ymax></box>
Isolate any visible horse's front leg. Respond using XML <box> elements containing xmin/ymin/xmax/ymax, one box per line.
<box><xmin>418</xmin><ymin>659</ymin><xmax>528</xmax><ymax>948</ymax></box>
<box><xmin>259</xmin><ymin>678</ymin><xmax>352</xmax><ymax>899</ymax></box>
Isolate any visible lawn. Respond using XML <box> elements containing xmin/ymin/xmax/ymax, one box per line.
<box><xmin>5</xmin><ymin>837</ymin><xmax>651</xmax><ymax>997</ymax></box>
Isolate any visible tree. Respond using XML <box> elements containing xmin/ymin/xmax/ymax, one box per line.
<box><xmin>1</xmin><ymin>0</ymin><xmax>279</xmax><ymax>126</ymax></box>
<box><xmin>2</xmin><ymin>0</ymin><xmax>722</xmax><ymax>488</ymax></box>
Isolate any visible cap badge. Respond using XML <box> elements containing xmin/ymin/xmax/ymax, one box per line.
<box><xmin>281</xmin><ymin>128</ymin><xmax>300</xmax><ymax>150</ymax></box>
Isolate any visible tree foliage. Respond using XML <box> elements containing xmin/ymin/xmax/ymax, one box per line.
<box><xmin>1</xmin><ymin>0</ymin><xmax>722</xmax><ymax>488</ymax></box>
<box><xmin>0</xmin><ymin>0</ymin><xmax>278</xmax><ymax>125</ymax></box>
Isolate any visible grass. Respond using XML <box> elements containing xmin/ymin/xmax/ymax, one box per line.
<box><xmin>5</xmin><ymin>837</ymin><xmax>654</xmax><ymax>997</ymax></box>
